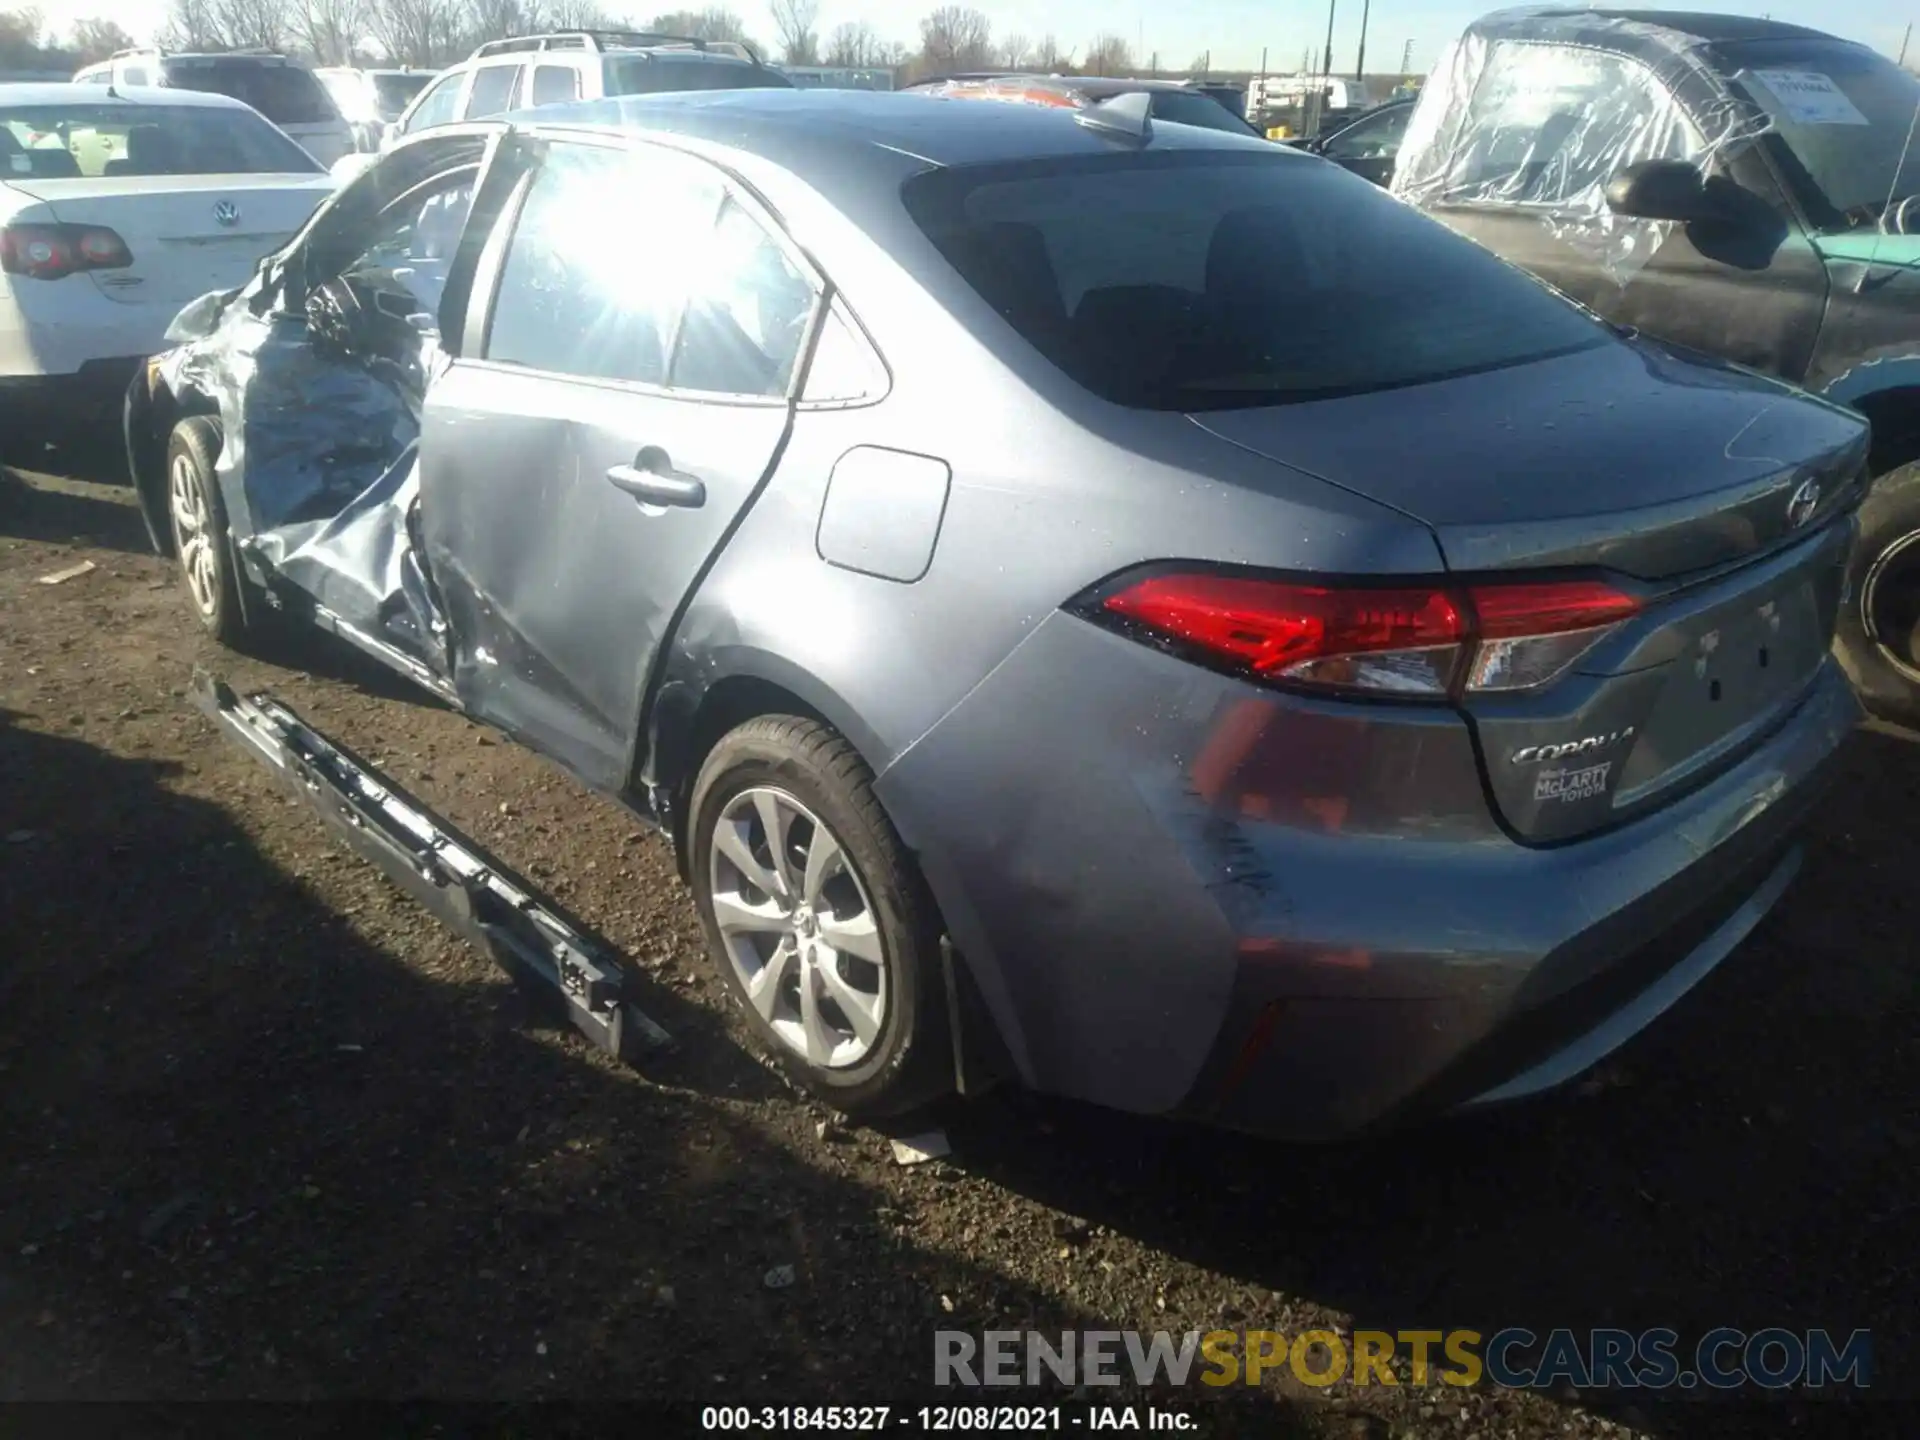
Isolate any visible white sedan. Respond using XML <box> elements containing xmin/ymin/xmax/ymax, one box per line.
<box><xmin>0</xmin><ymin>83</ymin><xmax>336</xmax><ymax>444</ymax></box>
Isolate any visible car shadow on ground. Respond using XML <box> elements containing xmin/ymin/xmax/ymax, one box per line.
<box><xmin>0</xmin><ymin>466</ymin><xmax>152</xmax><ymax>555</ymax></box>
<box><xmin>942</xmin><ymin>725</ymin><xmax>1920</xmax><ymax>1434</ymax></box>
<box><xmin>0</xmin><ymin>713</ymin><xmax>1311</xmax><ymax>1427</ymax></box>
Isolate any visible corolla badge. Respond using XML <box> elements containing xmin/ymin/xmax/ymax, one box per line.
<box><xmin>1786</xmin><ymin>478</ymin><xmax>1821</xmax><ymax>530</ymax></box>
<box><xmin>1510</xmin><ymin>727</ymin><xmax>1636</xmax><ymax>764</ymax></box>
<box><xmin>212</xmin><ymin>200</ymin><xmax>240</xmax><ymax>228</ymax></box>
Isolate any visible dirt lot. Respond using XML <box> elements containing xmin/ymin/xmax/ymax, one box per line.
<box><xmin>2</xmin><ymin>456</ymin><xmax>1915</xmax><ymax>1435</ymax></box>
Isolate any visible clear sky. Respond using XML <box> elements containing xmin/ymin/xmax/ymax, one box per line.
<box><xmin>24</xmin><ymin>0</ymin><xmax>1915</xmax><ymax>73</ymax></box>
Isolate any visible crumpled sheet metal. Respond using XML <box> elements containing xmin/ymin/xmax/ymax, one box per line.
<box><xmin>1391</xmin><ymin>6</ymin><xmax>1772</xmax><ymax>284</ymax></box>
<box><xmin>154</xmin><ymin>282</ymin><xmax>450</xmax><ymax>676</ymax></box>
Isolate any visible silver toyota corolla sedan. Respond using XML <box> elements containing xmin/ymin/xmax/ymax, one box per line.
<box><xmin>128</xmin><ymin>88</ymin><xmax>1867</xmax><ymax>1139</ymax></box>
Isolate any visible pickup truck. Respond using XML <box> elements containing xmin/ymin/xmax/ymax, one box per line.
<box><xmin>1393</xmin><ymin>7</ymin><xmax>1920</xmax><ymax>724</ymax></box>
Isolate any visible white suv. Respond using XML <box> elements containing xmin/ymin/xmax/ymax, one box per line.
<box><xmin>389</xmin><ymin>30</ymin><xmax>791</xmax><ymax>145</ymax></box>
<box><xmin>73</xmin><ymin>50</ymin><xmax>354</xmax><ymax>167</ymax></box>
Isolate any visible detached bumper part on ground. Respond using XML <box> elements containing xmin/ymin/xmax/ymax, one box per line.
<box><xmin>192</xmin><ymin>672</ymin><xmax>671</xmax><ymax>1061</ymax></box>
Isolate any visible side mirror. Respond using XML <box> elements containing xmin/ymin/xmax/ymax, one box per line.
<box><xmin>1605</xmin><ymin>158</ymin><xmax>1718</xmax><ymax>223</ymax></box>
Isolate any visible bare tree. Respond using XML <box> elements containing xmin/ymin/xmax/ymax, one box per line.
<box><xmin>647</xmin><ymin>7</ymin><xmax>751</xmax><ymax>43</ymax></box>
<box><xmin>1186</xmin><ymin>50</ymin><xmax>1209</xmax><ymax>77</ymax></box>
<box><xmin>767</xmin><ymin>0</ymin><xmax>815</xmax><ymax>64</ymax></box>
<box><xmin>69</xmin><ymin>16</ymin><xmax>137</xmax><ymax>63</ymax></box>
<box><xmin>302</xmin><ymin>0</ymin><xmax>366</xmax><ymax>63</ymax></box>
<box><xmin>212</xmin><ymin>0</ymin><xmax>292</xmax><ymax>49</ymax></box>
<box><xmin>368</xmin><ymin>0</ymin><xmax>466</xmax><ymax>63</ymax></box>
<box><xmin>1030</xmin><ymin>33</ymin><xmax>1067</xmax><ymax>72</ymax></box>
<box><xmin>918</xmin><ymin>4</ymin><xmax>990</xmax><ymax>73</ymax></box>
<box><xmin>823</xmin><ymin>19</ymin><xmax>879</xmax><ymax>67</ymax></box>
<box><xmin>161</xmin><ymin>0</ymin><xmax>225</xmax><ymax>49</ymax></box>
<box><xmin>1080</xmin><ymin>33</ymin><xmax>1132</xmax><ymax>76</ymax></box>
<box><xmin>547</xmin><ymin>0</ymin><xmax>609</xmax><ymax>29</ymax></box>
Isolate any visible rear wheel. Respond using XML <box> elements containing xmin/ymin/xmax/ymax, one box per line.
<box><xmin>1837</xmin><ymin>460</ymin><xmax>1920</xmax><ymax>727</ymax></box>
<box><xmin>688</xmin><ymin>715</ymin><xmax>953</xmax><ymax>1118</ymax></box>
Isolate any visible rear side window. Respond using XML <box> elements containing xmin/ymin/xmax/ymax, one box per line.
<box><xmin>604</xmin><ymin>56</ymin><xmax>794</xmax><ymax>94</ymax></box>
<box><xmin>903</xmin><ymin>150</ymin><xmax>1606</xmax><ymax>410</ymax></box>
<box><xmin>464</xmin><ymin>64</ymin><xmax>521</xmax><ymax>118</ymax></box>
<box><xmin>160</xmin><ymin>60</ymin><xmax>341</xmax><ymax>125</ymax></box>
<box><xmin>672</xmin><ymin>199</ymin><xmax>816</xmax><ymax>395</ymax></box>
<box><xmin>529</xmin><ymin>65</ymin><xmax>579</xmax><ymax>107</ymax></box>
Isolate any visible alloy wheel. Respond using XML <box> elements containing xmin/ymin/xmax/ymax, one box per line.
<box><xmin>169</xmin><ymin>451</ymin><xmax>219</xmax><ymax>620</ymax></box>
<box><xmin>707</xmin><ymin>785</ymin><xmax>889</xmax><ymax>1069</ymax></box>
<box><xmin>1862</xmin><ymin>527</ymin><xmax>1920</xmax><ymax>685</ymax></box>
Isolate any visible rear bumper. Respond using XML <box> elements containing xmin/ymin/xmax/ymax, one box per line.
<box><xmin>0</xmin><ymin>277</ymin><xmax>177</xmax><ymax>380</ymax></box>
<box><xmin>877</xmin><ymin>612</ymin><xmax>1860</xmax><ymax>1141</ymax></box>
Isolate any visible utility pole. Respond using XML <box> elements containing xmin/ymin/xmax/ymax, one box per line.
<box><xmin>1399</xmin><ymin>38</ymin><xmax>1413</xmax><ymax>75</ymax></box>
<box><xmin>1314</xmin><ymin>0</ymin><xmax>1337</xmax><ymax>137</ymax></box>
<box><xmin>1902</xmin><ymin>22</ymin><xmax>1913</xmax><ymax>66</ymax></box>
<box><xmin>1355</xmin><ymin>0</ymin><xmax>1371</xmax><ymax>81</ymax></box>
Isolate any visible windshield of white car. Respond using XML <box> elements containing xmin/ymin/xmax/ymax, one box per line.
<box><xmin>905</xmin><ymin>149</ymin><xmax>1606</xmax><ymax>410</ymax></box>
<box><xmin>0</xmin><ymin>104</ymin><xmax>324</xmax><ymax>176</ymax></box>
<box><xmin>603</xmin><ymin>56</ymin><xmax>795</xmax><ymax>93</ymax></box>
<box><xmin>160</xmin><ymin>59</ymin><xmax>344</xmax><ymax>126</ymax></box>
<box><xmin>1718</xmin><ymin>37</ymin><xmax>1920</xmax><ymax>225</ymax></box>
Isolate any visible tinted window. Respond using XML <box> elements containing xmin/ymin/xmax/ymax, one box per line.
<box><xmin>529</xmin><ymin>65</ymin><xmax>578</xmax><ymax>107</ymax></box>
<box><xmin>1322</xmin><ymin>105</ymin><xmax>1411</xmax><ymax>160</ymax></box>
<box><xmin>1718</xmin><ymin>38</ymin><xmax>1920</xmax><ymax>224</ymax></box>
<box><xmin>464</xmin><ymin>64</ymin><xmax>520</xmax><ymax>118</ymax></box>
<box><xmin>604</xmin><ymin>56</ymin><xmax>794</xmax><ymax>94</ymax></box>
<box><xmin>672</xmin><ymin>199</ymin><xmax>815</xmax><ymax>396</ymax></box>
<box><xmin>1438</xmin><ymin>43</ymin><xmax>1700</xmax><ymax>206</ymax></box>
<box><xmin>403</xmin><ymin>72</ymin><xmax>463</xmax><ymax>134</ymax></box>
<box><xmin>372</xmin><ymin>72</ymin><xmax>433</xmax><ymax>118</ymax></box>
<box><xmin>0</xmin><ymin>103</ymin><xmax>323</xmax><ymax>177</ymax></box>
<box><xmin>903</xmin><ymin>150</ymin><xmax>1606</xmax><ymax>410</ymax></box>
<box><xmin>486</xmin><ymin>143</ymin><xmax>722</xmax><ymax>385</ymax></box>
<box><xmin>1148</xmin><ymin>91</ymin><xmax>1257</xmax><ymax>135</ymax></box>
<box><xmin>161</xmin><ymin>59</ymin><xmax>341</xmax><ymax>125</ymax></box>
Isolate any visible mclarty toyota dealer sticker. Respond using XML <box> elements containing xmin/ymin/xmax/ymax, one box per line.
<box><xmin>1535</xmin><ymin>762</ymin><xmax>1612</xmax><ymax>803</ymax></box>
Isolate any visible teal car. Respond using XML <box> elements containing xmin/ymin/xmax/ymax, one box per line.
<box><xmin>1394</xmin><ymin>8</ymin><xmax>1920</xmax><ymax>722</ymax></box>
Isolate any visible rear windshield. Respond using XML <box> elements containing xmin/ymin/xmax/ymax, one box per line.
<box><xmin>903</xmin><ymin>150</ymin><xmax>1606</xmax><ymax>409</ymax></box>
<box><xmin>160</xmin><ymin>59</ymin><xmax>342</xmax><ymax>126</ymax></box>
<box><xmin>0</xmin><ymin>103</ymin><xmax>323</xmax><ymax>177</ymax></box>
<box><xmin>604</xmin><ymin>56</ymin><xmax>794</xmax><ymax>94</ymax></box>
<box><xmin>373</xmin><ymin>72</ymin><xmax>434</xmax><ymax>117</ymax></box>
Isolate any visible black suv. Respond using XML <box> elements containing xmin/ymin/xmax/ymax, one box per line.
<box><xmin>1394</xmin><ymin>8</ymin><xmax>1920</xmax><ymax>721</ymax></box>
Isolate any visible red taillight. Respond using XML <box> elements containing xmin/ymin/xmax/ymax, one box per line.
<box><xmin>1</xmin><ymin>223</ymin><xmax>134</xmax><ymax>280</ymax></box>
<box><xmin>1096</xmin><ymin>571</ymin><xmax>1640</xmax><ymax>698</ymax></box>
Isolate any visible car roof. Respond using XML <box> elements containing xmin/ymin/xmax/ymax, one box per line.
<box><xmin>527</xmin><ymin>86</ymin><xmax>1274</xmax><ymax>176</ymax></box>
<box><xmin>0</xmin><ymin>81</ymin><xmax>255</xmax><ymax>110</ymax></box>
<box><xmin>1471</xmin><ymin>6</ymin><xmax>1840</xmax><ymax>45</ymax></box>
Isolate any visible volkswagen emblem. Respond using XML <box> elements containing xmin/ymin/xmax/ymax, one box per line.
<box><xmin>212</xmin><ymin>200</ymin><xmax>240</xmax><ymax>228</ymax></box>
<box><xmin>1786</xmin><ymin>478</ymin><xmax>1822</xmax><ymax>530</ymax></box>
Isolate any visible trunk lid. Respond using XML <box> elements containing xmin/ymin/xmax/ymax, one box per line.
<box><xmin>5</xmin><ymin>174</ymin><xmax>334</xmax><ymax>308</ymax></box>
<box><xmin>1191</xmin><ymin>336</ymin><xmax>1870</xmax><ymax>843</ymax></box>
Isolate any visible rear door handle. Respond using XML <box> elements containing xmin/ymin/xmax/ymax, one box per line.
<box><xmin>605</xmin><ymin>449</ymin><xmax>706</xmax><ymax>509</ymax></box>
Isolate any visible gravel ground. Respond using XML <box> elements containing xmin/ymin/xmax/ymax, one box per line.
<box><xmin>2</xmin><ymin>458</ymin><xmax>1915</xmax><ymax>1436</ymax></box>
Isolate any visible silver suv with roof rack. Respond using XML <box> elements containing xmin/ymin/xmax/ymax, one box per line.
<box><xmin>375</xmin><ymin>29</ymin><xmax>790</xmax><ymax>160</ymax></box>
<box><xmin>72</xmin><ymin>48</ymin><xmax>353</xmax><ymax>166</ymax></box>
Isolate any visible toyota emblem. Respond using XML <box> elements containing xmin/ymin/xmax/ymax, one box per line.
<box><xmin>1786</xmin><ymin>478</ymin><xmax>1822</xmax><ymax>530</ymax></box>
<box><xmin>213</xmin><ymin>200</ymin><xmax>240</xmax><ymax>228</ymax></box>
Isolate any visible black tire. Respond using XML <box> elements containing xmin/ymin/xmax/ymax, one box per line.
<box><xmin>1837</xmin><ymin>460</ymin><xmax>1920</xmax><ymax>728</ymax></box>
<box><xmin>688</xmin><ymin>715</ymin><xmax>953</xmax><ymax>1118</ymax></box>
<box><xmin>165</xmin><ymin>416</ymin><xmax>255</xmax><ymax>649</ymax></box>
